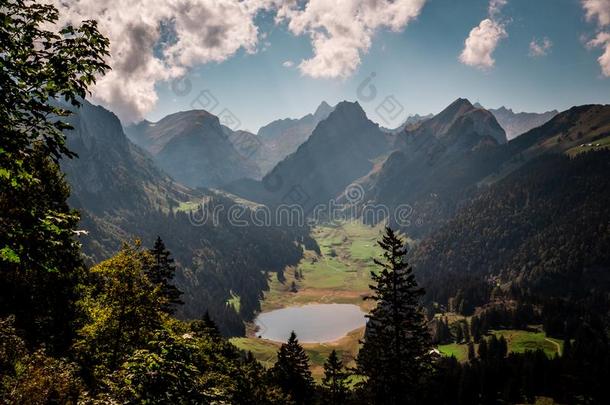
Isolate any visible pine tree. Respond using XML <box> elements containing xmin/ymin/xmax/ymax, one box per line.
<box><xmin>455</xmin><ymin>323</ymin><xmax>464</xmax><ymax>343</ymax></box>
<box><xmin>147</xmin><ymin>236</ymin><xmax>183</xmax><ymax>313</ymax></box>
<box><xmin>463</xmin><ymin>321</ymin><xmax>471</xmax><ymax>342</ymax></box>
<box><xmin>321</xmin><ymin>350</ymin><xmax>350</xmax><ymax>405</ymax></box>
<box><xmin>356</xmin><ymin>227</ymin><xmax>432</xmax><ymax>405</ymax></box>
<box><xmin>467</xmin><ymin>342</ymin><xmax>476</xmax><ymax>361</ymax></box>
<box><xmin>271</xmin><ymin>331</ymin><xmax>314</xmax><ymax>404</ymax></box>
<box><xmin>478</xmin><ymin>338</ymin><xmax>488</xmax><ymax>361</ymax></box>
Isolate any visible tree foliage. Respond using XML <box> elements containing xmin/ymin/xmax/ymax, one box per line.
<box><xmin>321</xmin><ymin>350</ymin><xmax>349</xmax><ymax>405</ymax></box>
<box><xmin>0</xmin><ymin>0</ymin><xmax>109</xmax><ymax>353</ymax></box>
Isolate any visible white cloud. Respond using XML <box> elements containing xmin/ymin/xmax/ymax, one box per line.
<box><xmin>282</xmin><ymin>60</ymin><xmax>295</xmax><ymax>68</ymax></box>
<box><xmin>460</xmin><ymin>0</ymin><xmax>508</xmax><ymax>70</ymax></box>
<box><xmin>488</xmin><ymin>0</ymin><xmax>507</xmax><ymax>17</ymax></box>
<box><xmin>587</xmin><ymin>32</ymin><xmax>610</xmax><ymax>76</ymax></box>
<box><xmin>50</xmin><ymin>0</ymin><xmax>266</xmax><ymax>123</ymax></box>
<box><xmin>460</xmin><ymin>19</ymin><xmax>507</xmax><ymax>69</ymax></box>
<box><xmin>47</xmin><ymin>0</ymin><xmax>426</xmax><ymax>120</ymax></box>
<box><xmin>581</xmin><ymin>1</ymin><xmax>610</xmax><ymax>76</ymax></box>
<box><xmin>275</xmin><ymin>0</ymin><xmax>427</xmax><ymax>79</ymax></box>
<box><xmin>529</xmin><ymin>37</ymin><xmax>552</xmax><ymax>57</ymax></box>
<box><xmin>582</xmin><ymin>0</ymin><xmax>610</xmax><ymax>27</ymax></box>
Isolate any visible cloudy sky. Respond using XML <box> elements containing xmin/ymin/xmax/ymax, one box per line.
<box><xmin>55</xmin><ymin>0</ymin><xmax>610</xmax><ymax>132</ymax></box>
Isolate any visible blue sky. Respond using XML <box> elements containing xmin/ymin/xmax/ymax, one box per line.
<box><xmin>81</xmin><ymin>0</ymin><xmax>610</xmax><ymax>133</ymax></box>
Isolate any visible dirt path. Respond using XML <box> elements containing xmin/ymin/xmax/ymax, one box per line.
<box><xmin>545</xmin><ymin>338</ymin><xmax>561</xmax><ymax>356</ymax></box>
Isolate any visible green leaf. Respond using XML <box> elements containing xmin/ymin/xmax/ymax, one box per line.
<box><xmin>0</xmin><ymin>246</ymin><xmax>21</xmax><ymax>264</ymax></box>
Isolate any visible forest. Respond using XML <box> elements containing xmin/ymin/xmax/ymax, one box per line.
<box><xmin>1</xmin><ymin>1</ymin><xmax>609</xmax><ymax>404</ymax></box>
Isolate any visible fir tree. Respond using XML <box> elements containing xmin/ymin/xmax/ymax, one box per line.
<box><xmin>271</xmin><ymin>331</ymin><xmax>314</xmax><ymax>404</ymax></box>
<box><xmin>147</xmin><ymin>236</ymin><xmax>183</xmax><ymax>313</ymax></box>
<box><xmin>356</xmin><ymin>227</ymin><xmax>432</xmax><ymax>405</ymax></box>
<box><xmin>321</xmin><ymin>350</ymin><xmax>350</xmax><ymax>405</ymax></box>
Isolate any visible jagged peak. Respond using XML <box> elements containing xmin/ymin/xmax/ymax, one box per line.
<box><xmin>332</xmin><ymin>100</ymin><xmax>366</xmax><ymax>116</ymax></box>
<box><xmin>314</xmin><ymin>100</ymin><xmax>332</xmax><ymax>114</ymax></box>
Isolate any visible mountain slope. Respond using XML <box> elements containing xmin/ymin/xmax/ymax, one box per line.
<box><xmin>479</xmin><ymin>104</ymin><xmax>610</xmax><ymax>186</ymax></box>
<box><xmin>126</xmin><ymin>110</ymin><xmax>260</xmax><ymax>188</ymax></box>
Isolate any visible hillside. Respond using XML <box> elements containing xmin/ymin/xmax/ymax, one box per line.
<box><xmin>411</xmin><ymin>150</ymin><xmax>610</xmax><ymax>313</ymax></box>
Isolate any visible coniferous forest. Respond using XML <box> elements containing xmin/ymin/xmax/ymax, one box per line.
<box><xmin>1</xmin><ymin>1</ymin><xmax>610</xmax><ymax>404</ymax></box>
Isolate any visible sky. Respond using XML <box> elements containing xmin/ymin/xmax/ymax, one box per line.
<box><xmin>53</xmin><ymin>0</ymin><xmax>610</xmax><ymax>133</ymax></box>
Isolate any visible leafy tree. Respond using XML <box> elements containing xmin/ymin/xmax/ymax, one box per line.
<box><xmin>321</xmin><ymin>350</ymin><xmax>350</xmax><ymax>405</ymax></box>
<box><xmin>74</xmin><ymin>242</ymin><xmax>164</xmax><ymax>379</ymax></box>
<box><xmin>147</xmin><ymin>236</ymin><xmax>184</xmax><ymax>313</ymax></box>
<box><xmin>272</xmin><ymin>331</ymin><xmax>315</xmax><ymax>404</ymax></box>
<box><xmin>357</xmin><ymin>227</ymin><xmax>432</xmax><ymax>405</ymax></box>
<box><xmin>0</xmin><ymin>0</ymin><xmax>108</xmax><ymax>352</ymax></box>
<box><xmin>105</xmin><ymin>331</ymin><xmax>204</xmax><ymax>404</ymax></box>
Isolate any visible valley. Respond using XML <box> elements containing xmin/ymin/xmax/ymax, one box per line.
<box><xmin>232</xmin><ymin>221</ymin><xmax>565</xmax><ymax>379</ymax></box>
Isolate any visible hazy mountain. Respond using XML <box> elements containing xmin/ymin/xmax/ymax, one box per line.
<box><xmin>126</xmin><ymin>110</ymin><xmax>260</xmax><ymax>188</ymax></box>
<box><xmin>479</xmin><ymin>104</ymin><xmax>610</xmax><ymax>185</ymax></box>
<box><xmin>253</xmin><ymin>101</ymin><xmax>335</xmax><ymax>173</ymax></box>
<box><xmin>61</xmin><ymin>101</ymin><xmax>195</xmax><ymax>223</ymax></box>
<box><xmin>474</xmin><ymin>103</ymin><xmax>558</xmax><ymax>140</ymax></box>
<box><xmin>227</xmin><ymin>101</ymin><xmax>391</xmax><ymax>209</ymax></box>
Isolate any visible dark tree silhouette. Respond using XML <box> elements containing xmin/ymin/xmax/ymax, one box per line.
<box><xmin>147</xmin><ymin>236</ymin><xmax>183</xmax><ymax>313</ymax></box>
<box><xmin>321</xmin><ymin>350</ymin><xmax>350</xmax><ymax>405</ymax></box>
<box><xmin>272</xmin><ymin>331</ymin><xmax>314</xmax><ymax>404</ymax></box>
<box><xmin>357</xmin><ymin>227</ymin><xmax>432</xmax><ymax>405</ymax></box>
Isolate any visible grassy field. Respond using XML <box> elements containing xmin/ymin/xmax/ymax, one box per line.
<box><xmin>566</xmin><ymin>135</ymin><xmax>610</xmax><ymax>156</ymax></box>
<box><xmin>438</xmin><ymin>343</ymin><xmax>469</xmax><ymax>362</ymax></box>
<box><xmin>439</xmin><ymin>329</ymin><xmax>564</xmax><ymax>363</ymax></box>
<box><xmin>260</xmin><ymin>221</ymin><xmax>387</xmax><ymax>312</ymax></box>
<box><xmin>491</xmin><ymin>329</ymin><xmax>563</xmax><ymax>357</ymax></box>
